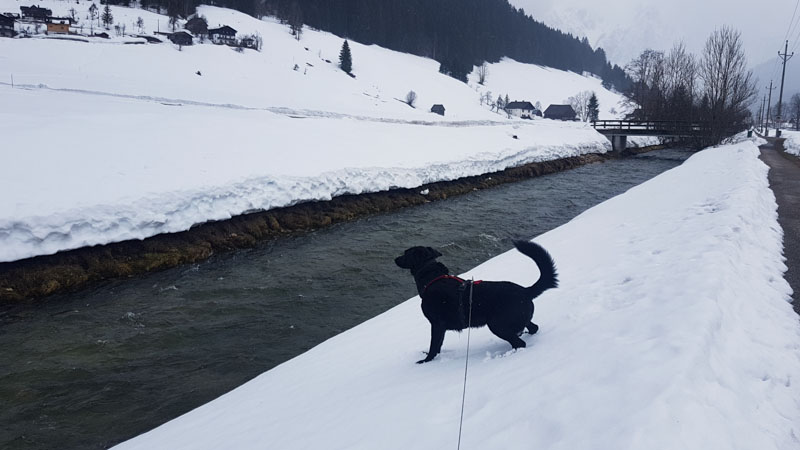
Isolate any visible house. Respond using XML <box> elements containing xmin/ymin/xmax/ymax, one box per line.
<box><xmin>184</xmin><ymin>16</ymin><xmax>207</xmax><ymax>38</ymax></box>
<box><xmin>46</xmin><ymin>17</ymin><xmax>70</xmax><ymax>34</ymax></box>
<box><xmin>20</xmin><ymin>5</ymin><xmax>51</xmax><ymax>21</ymax></box>
<box><xmin>431</xmin><ymin>104</ymin><xmax>445</xmax><ymax>116</ymax></box>
<box><xmin>0</xmin><ymin>14</ymin><xmax>15</xmax><ymax>37</ymax></box>
<box><xmin>208</xmin><ymin>25</ymin><xmax>236</xmax><ymax>45</ymax></box>
<box><xmin>239</xmin><ymin>35</ymin><xmax>257</xmax><ymax>49</ymax></box>
<box><xmin>168</xmin><ymin>30</ymin><xmax>193</xmax><ymax>46</ymax></box>
<box><xmin>544</xmin><ymin>104</ymin><xmax>577</xmax><ymax>121</ymax></box>
<box><xmin>504</xmin><ymin>101</ymin><xmax>540</xmax><ymax>119</ymax></box>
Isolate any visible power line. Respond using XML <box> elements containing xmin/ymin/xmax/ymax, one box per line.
<box><xmin>786</xmin><ymin>0</ymin><xmax>800</xmax><ymax>42</ymax></box>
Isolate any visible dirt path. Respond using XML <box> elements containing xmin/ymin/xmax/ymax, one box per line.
<box><xmin>759</xmin><ymin>143</ymin><xmax>800</xmax><ymax>314</ymax></box>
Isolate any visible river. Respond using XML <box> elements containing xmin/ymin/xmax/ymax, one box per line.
<box><xmin>0</xmin><ymin>149</ymin><xmax>692</xmax><ymax>449</ymax></box>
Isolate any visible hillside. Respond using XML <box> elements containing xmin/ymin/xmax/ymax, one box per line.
<box><xmin>0</xmin><ymin>1</ymin><xmax>630</xmax><ymax>262</ymax></box>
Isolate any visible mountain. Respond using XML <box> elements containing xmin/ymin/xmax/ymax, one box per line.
<box><xmin>509</xmin><ymin>0</ymin><xmax>791</xmax><ymax>69</ymax></box>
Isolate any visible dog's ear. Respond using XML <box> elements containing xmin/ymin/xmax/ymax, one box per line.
<box><xmin>426</xmin><ymin>247</ymin><xmax>442</xmax><ymax>259</ymax></box>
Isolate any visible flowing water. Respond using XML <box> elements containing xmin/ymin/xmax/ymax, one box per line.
<box><xmin>0</xmin><ymin>149</ymin><xmax>692</xmax><ymax>449</ymax></box>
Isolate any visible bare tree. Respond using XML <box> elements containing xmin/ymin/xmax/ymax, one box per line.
<box><xmin>136</xmin><ymin>16</ymin><xmax>144</xmax><ymax>33</ymax></box>
<box><xmin>405</xmin><ymin>90</ymin><xmax>417</xmax><ymax>108</ymax></box>
<box><xmin>790</xmin><ymin>93</ymin><xmax>800</xmax><ymax>130</ymax></box>
<box><xmin>699</xmin><ymin>26</ymin><xmax>756</xmax><ymax>139</ymax></box>
<box><xmin>625</xmin><ymin>49</ymin><xmax>665</xmax><ymax>118</ymax></box>
<box><xmin>477</xmin><ymin>62</ymin><xmax>489</xmax><ymax>85</ymax></box>
<box><xmin>568</xmin><ymin>90</ymin><xmax>593</xmax><ymax>122</ymax></box>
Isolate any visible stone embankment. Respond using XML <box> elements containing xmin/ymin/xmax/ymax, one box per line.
<box><xmin>0</xmin><ymin>147</ymin><xmax>666</xmax><ymax>302</ymax></box>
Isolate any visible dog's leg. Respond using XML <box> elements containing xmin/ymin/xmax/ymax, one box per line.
<box><xmin>526</xmin><ymin>322</ymin><xmax>539</xmax><ymax>335</ymax></box>
<box><xmin>417</xmin><ymin>324</ymin><xmax>446</xmax><ymax>364</ymax></box>
<box><xmin>488</xmin><ymin>322</ymin><xmax>527</xmax><ymax>349</ymax></box>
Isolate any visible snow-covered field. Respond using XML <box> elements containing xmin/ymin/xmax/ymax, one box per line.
<box><xmin>0</xmin><ymin>1</ymin><xmax>632</xmax><ymax>262</ymax></box>
<box><xmin>113</xmin><ymin>138</ymin><xmax>800</xmax><ymax>450</ymax></box>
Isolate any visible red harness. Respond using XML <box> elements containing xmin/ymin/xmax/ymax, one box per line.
<box><xmin>422</xmin><ymin>275</ymin><xmax>482</xmax><ymax>295</ymax></box>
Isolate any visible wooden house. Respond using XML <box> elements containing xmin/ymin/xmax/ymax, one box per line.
<box><xmin>0</xmin><ymin>14</ymin><xmax>15</xmax><ymax>37</ymax></box>
<box><xmin>544</xmin><ymin>104</ymin><xmax>577</xmax><ymax>121</ymax></box>
<box><xmin>208</xmin><ymin>25</ymin><xmax>236</xmax><ymax>45</ymax></box>
<box><xmin>184</xmin><ymin>16</ymin><xmax>207</xmax><ymax>38</ymax></box>
<box><xmin>20</xmin><ymin>5</ymin><xmax>51</xmax><ymax>21</ymax></box>
<box><xmin>46</xmin><ymin>17</ymin><xmax>70</xmax><ymax>34</ymax></box>
<box><xmin>168</xmin><ymin>30</ymin><xmax>193</xmax><ymax>46</ymax></box>
<box><xmin>431</xmin><ymin>104</ymin><xmax>445</xmax><ymax>116</ymax></box>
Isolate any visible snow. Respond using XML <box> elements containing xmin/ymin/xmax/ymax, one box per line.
<box><xmin>113</xmin><ymin>139</ymin><xmax>800</xmax><ymax>450</ymax></box>
<box><xmin>0</xmin><ymin>0</ymin><xmax>630</xmax><ymax>262</ymax></box>
<box><xmin>467</xmin><ymin>58</ymin><xmax>628</xmax><ymax>120</ymax></box>
<box><xmin>780</xmin><ymin>130</ymin><xmax>800</xmax><ymax>157</ymax></box>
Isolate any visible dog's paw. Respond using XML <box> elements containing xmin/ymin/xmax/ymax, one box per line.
<box><xmin>416</xmin><ymin>352</ymin><xmax>436</xmax><ymax>364</ymax></box>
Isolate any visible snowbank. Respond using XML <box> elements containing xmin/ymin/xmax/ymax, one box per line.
<box><xmin>781</xmin><ymin>130</ymin><xmax>800</xmax><ymax>156</ymax></box>
<box><xmin>0</xmin><ymin>86</ymin><xmax>610</xmax><ymax>262</ymax></box>
<box><xmin>114</xmin><ymin>141</ymin><xmax>800</xmax><ymax>450</ymax></box>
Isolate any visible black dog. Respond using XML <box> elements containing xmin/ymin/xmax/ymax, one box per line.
<box><xmin>395</xmin><ymin>240</ymin><xmax>558</xmax><ymax>363</ymax></box>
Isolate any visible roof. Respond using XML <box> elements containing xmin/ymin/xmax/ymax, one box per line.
<box><xmin>20</xmin><ymin>5</ymin><xmax>51</xmax><ymax>15</ymax></box>
<box><xmin>0</xmin><ymin>14</ymin><xmax>15</xmax><ymax>24</ymax></box>
<box><xmin>208</xmin><ymin>25</ymin><xmax>236</xmax><ymax>35</ymax></box>
<box><xmin>505</xmin><ymin>101</ymin><xmax>535</xmax><ymax>110</ymax></box>
<box><xmin>172</xmin><ymin>30</ymin><xmax>194</xmax><ymax>37</ymax></box>
<box><xmin>544</xmin><ymin>104</ymin><xmax>576</xmax><ymax>116</ymax></box>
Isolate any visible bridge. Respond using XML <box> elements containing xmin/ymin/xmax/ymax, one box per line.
<box><xmin>592</xmin><ymin>120</ymin><xmax>712</xmax><ymax>151</ymax></box>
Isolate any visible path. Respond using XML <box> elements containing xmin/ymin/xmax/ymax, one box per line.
<box><xmin>759</xmin><ymin>142</ymin><xmax>800</xmax><ymax>314</ymax></box>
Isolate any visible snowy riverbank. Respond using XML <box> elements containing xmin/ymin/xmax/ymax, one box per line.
<box><xmin>0</xmin><ymin>0</ymin><xmax>634</xmax><ymax>263</ymax></box>
<box><xmin>0</xmin><ymin>85</ymin><xmax>611</xmax><ymax>263</ymax></box>
<box><xmin>114</xmin><ymin>138</ymin><xmax>800</xmax><ymax>450</ymax></box>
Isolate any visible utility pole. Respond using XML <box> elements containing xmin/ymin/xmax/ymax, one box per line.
<box><xmin>766</xmin><ymin>81</ymin><xmax>777</xmax><ymax>136</ymax></box>
<box><xmin>759</xmin><ymin>95</ymin><xmax>766</xmax><ymax>132</ymax></box>
<box><xmin>776</xmin><ymin>40</ymin><xmax>794</xmax><ymax>137</ymax></box>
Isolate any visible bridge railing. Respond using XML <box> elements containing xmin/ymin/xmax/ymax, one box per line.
<box><xmin>591</xmin><ymin>120</ymin><xmax>711</xmax><ymax>135</ymax></box>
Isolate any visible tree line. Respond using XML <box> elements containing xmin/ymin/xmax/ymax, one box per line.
<box><xmin>105</xmin><ymin>0</ymin><xmax>630</xmax><ymax>90</ymax></box>
<box><xmin>624</xmin><ymin>26</ymin><xmax>756</xmax><ymax>144</ymax></box>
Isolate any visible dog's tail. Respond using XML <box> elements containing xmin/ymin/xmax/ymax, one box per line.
<box><xmin>513</xmin><ymin>240</ymin><xmax>558</xmax><ymax>298</ymax></box>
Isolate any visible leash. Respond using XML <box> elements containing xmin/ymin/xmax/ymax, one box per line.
<box><xmin>457</xmin><ymin>278</ymin><xmax>474</xmax><ymax>450</ymax></box>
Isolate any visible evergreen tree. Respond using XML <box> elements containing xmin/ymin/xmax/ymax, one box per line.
<box><xmin>339</xmin><ymin>40</ymin><xmax>352</xmax><ymax>74</ymax></box>
<box><xmin>101</xmin><ymin>4</ymin><xmax>113</xmax><ymax>29</ymax></box>
<box><xmin>588</xmin><ymin>92</ymin><xmax>600</xmax><ymax>121</ymax></box>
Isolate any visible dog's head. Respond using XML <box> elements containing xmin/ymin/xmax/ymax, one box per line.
<box><xmin>394</xmin><ymin>246</ymin><xmax>442</xmax><ymax>271</ymax></box>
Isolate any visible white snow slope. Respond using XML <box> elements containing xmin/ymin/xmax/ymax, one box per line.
<box><xmin>0</xmin><ymin>1</ymin><xmax>628</xmax><ymax>263</ymax></box>
<box><xmin>114</xmin><ymin>140</ymin><xmax>800</xmax><ymax>450</ymax></box>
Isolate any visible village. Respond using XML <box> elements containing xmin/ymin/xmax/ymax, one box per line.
<box><xmin>0</xmin><ymin>4</ymin><xmax>588</xmax><ymax>121</ymax></box>
<box><xmin>0</xmin><ymin>3</ymin><xmax>260</xmax><ymax>49</ymax></box>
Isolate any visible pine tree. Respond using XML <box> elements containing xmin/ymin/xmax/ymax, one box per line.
<box><xmin>339</xmin><ymin>40</ymin><xmax>352</xmax><ymax>74</ymax></box>
<box><xmin>101</xmin><ymin>4</ymin><xmax>113</xmax><ymax>29</ymax></box>
<box><xmin>588</xmin><ymin>92</ymin><xmax>599</xmax><ymax>121</ymax></box>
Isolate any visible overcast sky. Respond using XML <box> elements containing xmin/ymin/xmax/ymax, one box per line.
<box><xmin>510</xmin><ymin>0</ymin><xmax>795</xmax><ymax>70</ymax></box>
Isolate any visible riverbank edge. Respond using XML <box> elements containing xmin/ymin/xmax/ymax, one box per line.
<box><xmin>0</xmin><ymin>145</ymin><xmax>667</xmax><ymax>302</ymax></box>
